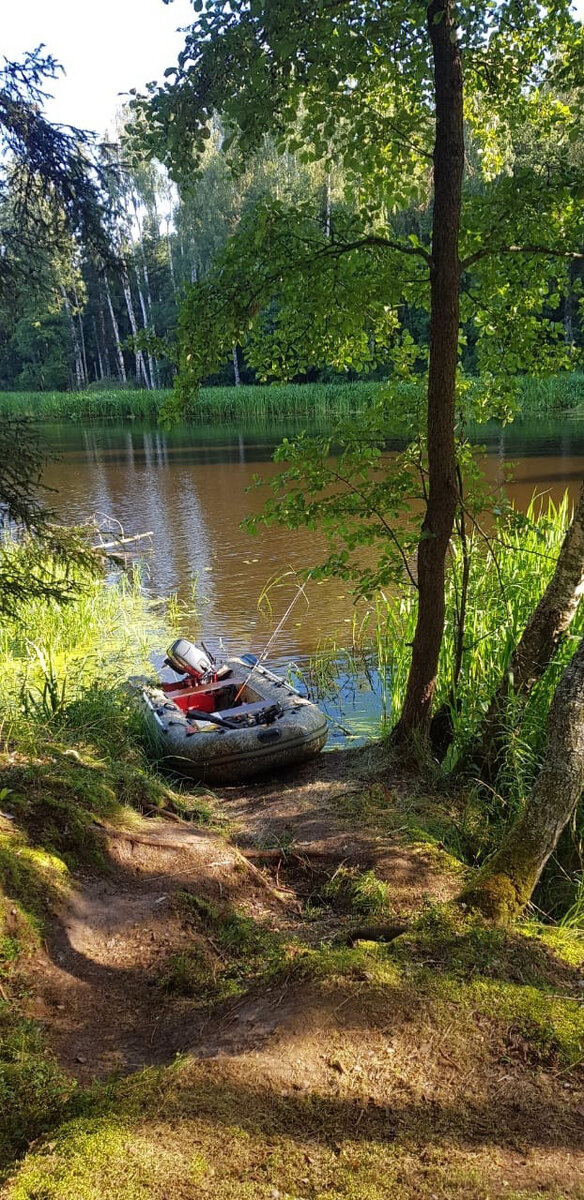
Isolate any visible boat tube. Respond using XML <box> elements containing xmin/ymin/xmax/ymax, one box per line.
<box><xmin>140</xmin><ymin>643</ymin><xmax>328</xmax><ymax>783</ymax></box>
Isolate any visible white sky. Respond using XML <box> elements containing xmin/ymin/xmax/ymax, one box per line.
<box><xmin>3</xmin><ymin>0</ymin><xmax>584</xmax><ymax>138</ymax></box>
<box><xmin>2</xmin><ymin>0</ymin><xmax>195</xmax><ymax>136</ymax></box>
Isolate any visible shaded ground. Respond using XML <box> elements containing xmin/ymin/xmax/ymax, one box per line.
<box><xmin>3</xmin><ymin>745</ymin><xmax>584</xmax><ymax>1199</ymax></box>
<box><xmin>23</xmin><ymin>747</ymin><xmax>460</xmax><ymax>1079</ymax></box>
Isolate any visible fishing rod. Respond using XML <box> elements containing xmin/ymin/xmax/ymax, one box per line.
<box><xmin>233</xmin><ymin>572</ymin><xmax>312</xmax><ymax>704</ymax></box>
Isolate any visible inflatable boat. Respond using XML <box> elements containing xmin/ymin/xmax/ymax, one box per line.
<box><xmin>140</xmin><ymin>639</ymin><xmax>328</xmax><ymax>783</ymax></box>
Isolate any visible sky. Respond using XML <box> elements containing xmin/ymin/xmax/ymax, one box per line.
<box><xmin>3</xmin><ymin>0</ymin><xmax>195</xmax><ymax>136</ymax></box>
<box><xmin>3</xmin><ymin>0</ymin><xmax>584</xmax><ymax>138</ymax></box>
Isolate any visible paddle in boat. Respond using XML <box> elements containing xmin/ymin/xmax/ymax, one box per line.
<box><xmin>140</xmin><ymin>639</ymin><xmax>328</xmax><ymax>783</ymax></box>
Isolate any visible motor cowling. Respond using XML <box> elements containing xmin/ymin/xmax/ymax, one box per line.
<box><xmin>165</xmin><ymin>639</ymin><xmax>213</xmax><ymax>680</ymax></box>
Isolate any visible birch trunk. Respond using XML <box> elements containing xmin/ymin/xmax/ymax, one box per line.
<box><xmin>461</xmin><ymin>634</ymin><xmax>584</xmax><ymax>922</ymax></box>
<box><xmin>92</xmin><ymin>317</ymin><xmax>105</xmax><ymax>381</ymax></box>
<box><xmin>469</xmin><ymin>480</ymin><xmax>584</xmax><ymax>781</ymax></box>
<box><xmin>120</xmin><ymin>258</ymin><xmax>150</xmax><ymax>388</ymax></box>
<box><xmin>72</xmin><ymin>280</ymin><xmax>89</xmax><ymax>385</ymax></box>
<box><xmin>103</xmin><ymin>274</ymin><xmax>127</xmax><ymax>383</ymax></box>
<box><xmin>98</xmin><ymin>292</ymin><xmax>111</xmax><ymax>379</ymax></box>
<box><xmin>60</xmin><ymin>285</ymin><xmax>85</xmax><ymax>389</ymax></box>
<box><xmin>166</xmin><ymin>216</ymin><xmax>177</xmax><ymax>296</ymax></box>
<box><xmin>136</xmin><ymin>272</ymin><xmax>157</xmax><ymax>389</ymax></box>
<box><xmin>392</xmin><ymin>0</ymin><xmax>463</xmax><ymax>742</ymax></box>
<box><xmin>232</xmin><ymin>345</ymin><xmax>241</xmax><ymax>386</ymax></box>
<box><xmin>131</xmin><ymin>194</ymin><xmax>159</xmax><ymax>388</ymax></box>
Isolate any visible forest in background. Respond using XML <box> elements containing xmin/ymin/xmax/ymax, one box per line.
<box><xmin>1</xmin><ymin>102</ymin><xmax>582</xmax><ymax>396</ymax></box>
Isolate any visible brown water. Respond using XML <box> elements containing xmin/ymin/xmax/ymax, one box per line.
<box><xmin>42</xmin><ymin>416</ymin><xmax>584</xmax><ymax>667</ymax></box>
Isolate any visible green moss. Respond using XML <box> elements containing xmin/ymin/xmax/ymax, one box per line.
<box><xmin>161</xmin><ymin>893</ymin><xmax>291</xmax><ymax>1005</ymax></box>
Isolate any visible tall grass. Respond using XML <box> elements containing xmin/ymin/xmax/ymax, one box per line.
<box><xmin>0</xmin><ymin>553</ymin><xmax>168</xmax><ymax>754</ymax></box>
<box><xmin>0</xmin><ymin>373</ymin><xmax>582</xmax><ymax>423</ymax></box>
<box><xmin>0</xmin><ymin>382</ymin><xmax>385</xmax><ymax>423</ymax></box>
<box><xmin>312</xmin><ymin>493</ymin><xmax>581</xmax><ymax>787</ymax></box>
<box><xmin>517</xmin><ymin>372</ymin><xmax>584</xmax><ymax>414</ymax></box>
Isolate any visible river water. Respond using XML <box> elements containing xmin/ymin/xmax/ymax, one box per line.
<box><xmin>41</xmin><ymin>414</ymin><xmax>584</xmax><ymax>742</ymax></box>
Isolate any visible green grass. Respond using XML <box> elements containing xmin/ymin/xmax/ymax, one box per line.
<box><xmin>3</xmin><ymin>911</ymin><xmax>584</xmax><ymax>1198</ymax></box>
<box><xmin>319</xmin><ymin>866</ymin><xmax>393</xmax><ymax>916</ymax></box>
<box><xmin>310</xmin><ymin>493</ymin><xmax>584</xmax><ymax>918</ymax></box>
<box><xmin>517</xmin><ymin>371</ymin><xmax>584</xmax><ymax>414</ymax></box>
<box><xmin>0</xmin><ymin>373</ymin><xmax>582</xmax><ymax>423</ymax></box>
<box><xmin>339</xmin><ymin>493</ymin><xmax>582</xmax><ymax>785</ymax></box>
<box><xmin>0</xmin><ymin>548</ymin><xmax>220</xmax><ymax>1171</ymax></box>
<box><xmin>0</xmin><ymin>382</ymin><xmax>385</xmax><ymax>423</ymax></box>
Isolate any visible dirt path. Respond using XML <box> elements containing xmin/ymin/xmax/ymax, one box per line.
<box><xmin>14</xmin><ymin>748</ymin><xmax>584</xmax><ymax>1198</ymax></box>
<box><xmin>25</xmin><ymin>748</ymin><xmax>459</xmax><ymax>1079</ymax></box>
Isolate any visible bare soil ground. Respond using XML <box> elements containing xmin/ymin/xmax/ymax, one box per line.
<box><xmin>11</xmin><ymin>747</ymin><xmax>584</xmax><ymax>1198</ymax></box>
<box><xmin>26</xmin><ymin>747</ymin><xmax>458</xmax><ymax>1078</ymax></box>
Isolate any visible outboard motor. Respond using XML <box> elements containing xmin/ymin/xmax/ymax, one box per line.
<box><xmin>165</xmin><ymin>639</ymin><xmax>213</xmax><ymax>681</ymax></box>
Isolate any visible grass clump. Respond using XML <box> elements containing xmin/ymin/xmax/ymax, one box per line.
<box><xmin>320</xmin><ymin>866</ymin><xmax>392</xmax><ymax>916</ymax></box>
<box><xmin>160</xmin><ymin>892</ymin><xmax>290</xmax><ymax>1004</ymax></box>
<box><xmin>0</xmin><ymin>877</ymin><xmax>75</xmax><ymax>1172</ymax></box>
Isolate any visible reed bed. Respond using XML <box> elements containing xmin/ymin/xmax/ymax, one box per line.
<box><xmin>517</xmin><ymin>372</ymin><xmax>584</xmax><ymax>414</ymax></box>
<box><xmin>0</xmin><ymin>382</ymin><xmax>383</xmax><ymax>423</ymax></box>
<box><xmin>0</xmin><ymin>373</ymin><xmax>582</xmax><ymax>423</ymax></box>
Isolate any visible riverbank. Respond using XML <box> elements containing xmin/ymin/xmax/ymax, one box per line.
<box><xmin>1</xmin><ymin>553</ymin><xmax>584</xmax><ymax>1196</ymax></box>
<box><xmin>1</xmin><ymin>373</ymin><xmax>583</xmax><ymax>423</ymax></box>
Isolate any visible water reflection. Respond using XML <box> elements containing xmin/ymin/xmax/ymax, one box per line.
<box><xmin>41</xmin><ymin>415</ymin><xmax>584</xmax><ymax>665</ymax></box>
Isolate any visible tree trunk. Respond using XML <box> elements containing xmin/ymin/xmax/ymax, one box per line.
<box><xmin>468</xmin><ymin>480</ymin><xmax>584</xmax><ymax>781</ymax></box>
<box><xmin>166</xmin><ymin>216</ymin><xmax>177</xmax><ymax>296</ymax></box>
<box><xmin>120</xmin><ymin>258</ymin><xmax>150</xmax><ymax>388</ymax></box>
<box><xmin>136</xmin><ymin>271</ymin><xmax>157</xmax><ymax>389</ymax></box>
<box><xmin>103</xmin><ymin>273</ymin><xmax>127</xmax><ymax>383</ymax></box>
<box><xmin>60</xmin><ymin>285</ymin><xmax>85</xmax><ymax>389</ymax></box>
<box><xmin>392</xmin><ymin>0</ymin><xmax>464</xmax><ymax>742</ymax></box>
<box><xmin>92</xmin><ymin>316</ymin><xmax>105</xmax><ymax>381</ymax></box>
<box><xmin>131</xmin><ymin>194</ymin><xmax>160</xmax><ymax>388</ymax></box>
<box><xmin>232</xmin><ymin>344</ymin><xmax>241</xmax><ymax>386</ymax></box>
<box><xmin>461</xmin><ymin>634</ymin><xmax>584</xmax><ymax>922</ymax></box>
<box><xmin>72</xmin><ymin>279</ymin><xmax>89</xmax><ymax>385</ymax></box>
<box><xmin>98</xmin><ymin>293</ymin><xmax>111</xmax><ymax>379</ymax></box>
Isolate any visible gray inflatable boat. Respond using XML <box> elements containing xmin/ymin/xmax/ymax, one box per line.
<box><xmin>141</xmin><ymin>641</ymin><xmax>328</xmax><ymax>783</ymax></box>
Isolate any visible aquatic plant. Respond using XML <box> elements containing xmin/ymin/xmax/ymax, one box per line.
<box><xmin>0</xmin><ymin>373</ymin><xmax>582</xmax><ymax>423</ymax></box>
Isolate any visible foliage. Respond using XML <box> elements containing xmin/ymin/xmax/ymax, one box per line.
<box><xmin>131</xmin><ymin>0</ymin><xmax>584</xmax><ymax>410</ymax></box>
<box><xmin>319</xmin><ymin>866</ymin><xmax>392</xmax><ymax>916</ymax></box>
<box><xmin>0</xmin><ymin>50</ymin><xmax>116</xmax><ymax>301</ymax></box>
<box><xmin>0</xmin><ymin>419</ymin><xmax>100</xmax><ymax>618</ymax></box>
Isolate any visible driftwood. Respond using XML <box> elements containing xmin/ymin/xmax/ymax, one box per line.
<box><xmin>95</xmin><ymin>530</ymin><xmax>154</xmax><ymax>552</ymax></box>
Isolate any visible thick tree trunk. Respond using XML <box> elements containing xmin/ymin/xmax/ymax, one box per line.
<box><xmin>103</xmin><ymin>273</ymin><xmax>127</xmax><ymax>383</ymax></box>
<box><xmin>468</xmin><ymin>480</ymin><xmax>584</xmax><ymax>780</ymax></box>
<box><xmin>392</xmin><ymin>0</ymin><xmax>463</xmax><ymax>742</ymax></box>
<box><xmin>461</xmin><ymin>634</ymin><xmax>584</xmax><ymax>922</ymax></box>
